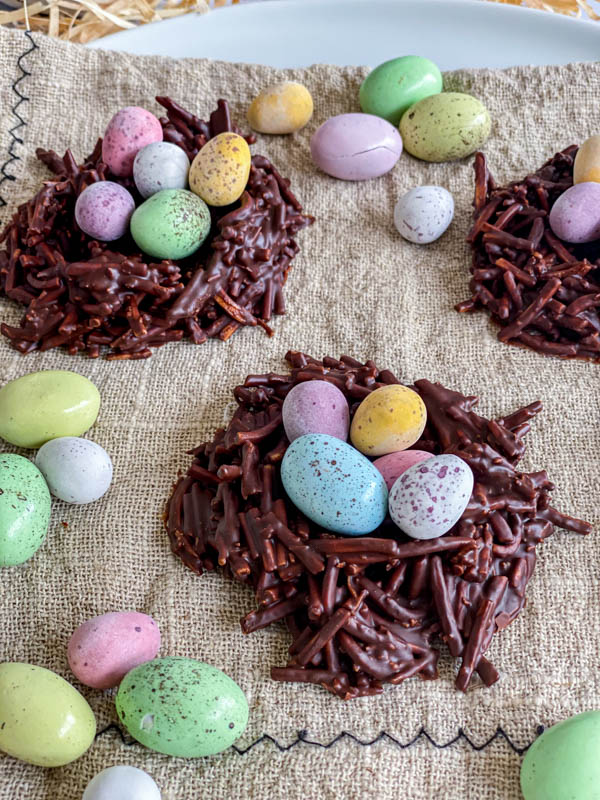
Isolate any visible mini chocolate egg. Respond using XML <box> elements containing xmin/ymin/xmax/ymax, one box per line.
<box><xmin>521</xmin><ymin>712</ymin><xmax>600</xmax><ymax>800</ymax></box>
<box><xmin>350</xmin><ymin>385</ymin><xmax>427</xmax><ymax>457</ymax></box>
<box><xmin>311</xmin><ymin>113</ymin><xmax>403</xmax><ymax>180</ymax></box>
<box><xmin>115</xmin><ymin>657</ymin><xmax>248</xmax><ymax>757</ymax></box>
<box><xmin>399</xmin><ymin>92</ymin><xmax>491</xmax><ymax>162</ymax></box>
<box><xmin>282</xmin><ymin>380</ymin><xmax>349</xmax><ymax>442</ymax></box>
<box><xmin>574</xmin><ymin>134</ymin><xmax>600</xmax><ymax>184</ymax></box>
<box><xmin>281</xmin><ymin>433</ymin><xmax>388</xmax><ymax>535</ymax></box>
<box><xmin>248</xmin><ymin>81</ymin><xmax>313</xmax><ymax>134</ymax></box>
<box><xmin>0</xmin><ymin>662</ymin><xmax>96</xmax><ymax>767</ymax></box>
<box><xmin>394</xmin><ymin>185</ymin><xmax>454</xmax><ymax>244</ymax></box>
<box><xmin>0</xmin><ymin>455</ymin><xmax>51</xmax><ymax>567</ymax></box>
<box><xmin>388</xmin><ymin>454</ymin><xmax>474</xmax><ymax>540</ymax></box>
<box><xmin>0</xmin><ymin>370</ymin><xmax>100</xmax><ymax>449</ymax></box>
<box><xmin>549</xmin><ymin>182</ymin><xmax>600</xmax><ymax>243</ymax></box>
<box><xmin>373</xmin><ymin>449</ymin><xmax>433</xmax><ymax>491</ymax></box>
<box><xmin>35</xmin><ymin>437</ymin><xmax>112</xmax><ymax>505</ymax></box>
<box><xmin>75</xmin><ymin>181</ymin><xmax>135</xmax><ymax>242</ymax></box>
<box><xmin>68</xmin><ymin>611</ymin><xmax>161</xmax><ymax>689</ymax></box>
<box><xmin>102</xmin><ymin>106</ymin><xmax>163</xmax><ymax>178</ymax></box>
<box><xmin>189</xmin><ymin>132</ymin><xmax>251</xmax><ymax>207</ymax></box>
<box><xmin>130</xmin><ymin>189</ymin><xmax>211</xmax><ymax>260</ymax></box>
<box><xmin>83</xmin><ymin>766</ymin><xmax>161</xmax><ymax>800</ymax></box>
<box><xmin>359</xmin><ymin>55</ymin><xmax>443</xmax><ymax>126</ymax></box>
<box><xmin>133</xmin><ymin>141</ymin><xmax>190</xmax><ymax>199</ymax></box>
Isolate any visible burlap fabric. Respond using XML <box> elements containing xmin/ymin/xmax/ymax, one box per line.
<box><xmin>0</xmin><ymin>25</ymin><xmax>598</xmax><ymax>799</ymax></box>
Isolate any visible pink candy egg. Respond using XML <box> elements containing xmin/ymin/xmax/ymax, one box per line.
<box><xmin>68</xmin><ymin>611</ymin><xmax>161</xmax><ymax>689</ymax></box>
<box><xmin>373</xmin><ymin>449</ymin><xmax>433</xmax><ymax>490</ymax></box>
<box><xmin>282</xmin><ymin>380</ymin><xmax>350</xmax><ymax>443</ymax></box>
<box><xmin>549</xmin><ymin>182</ymin><xmax>600</xmax><ymax>243</ymax></box>
<box><xmin>102</xmin><ymin>106</ymin><xmax>163</xmax><ymax>178</ymax></box>
<box><xmin>74</xmin><ymin>181</ymin><xmax>135</xmax><ymax>241</ymax></box>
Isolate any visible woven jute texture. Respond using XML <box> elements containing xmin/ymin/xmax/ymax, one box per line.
<box><xmin>0</xmin><ymin>26</ymin><xmax>598</xmax><ymax>800</ymax></box>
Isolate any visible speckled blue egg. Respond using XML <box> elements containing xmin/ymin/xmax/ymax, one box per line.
<box><xmin>133</xmin><ymin>141</ymin><xmax>190</xmax><ymax>199</ymax></box>
<box><xmin>281</xmin><ymin>433</ymin><xmax>388</xmax><ymax>535</ymax></box>
<box><xmin>75</xmin><ymin>181</ymin><xmax>135</xmax><ymax>242</ymax></box>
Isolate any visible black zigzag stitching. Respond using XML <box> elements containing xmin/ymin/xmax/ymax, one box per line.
<box><xmin>96</xmin><ymin>722</ymin><xmax>540</xmax><ymax>756</ymax></box>
<box><xmin>0</xmin><ymin>29</ymin><xmax>39</xmax><ymax>209</ymax></box>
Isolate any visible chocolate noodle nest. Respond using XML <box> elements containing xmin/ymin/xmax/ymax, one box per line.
<box><xmin>0</xmin><ymin>98</ymin><xmax>313</xmax><ymax>359</ymax></box>
<box><xmin>166</xmin><ymin>351</ymin><xmax>591</xmax><ymax>699</ymax></box>
<box><xmin>458</xmin><ymin>146</ymin><xmax>600</xmax><ymax>362</ymax></box>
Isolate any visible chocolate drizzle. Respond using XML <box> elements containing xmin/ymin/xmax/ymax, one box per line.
<box><xmin>166</xmin><ymin>351</ymin><xmax>591</xmax><ymax>699</ymax></box>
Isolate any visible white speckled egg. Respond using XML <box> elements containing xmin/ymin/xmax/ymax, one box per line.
<box><xmin>394</xmin><ymin>185</ymin><xmax>454</xmax><ymax>244</ymax></box>
<box><xmin>35</xmin><ymin>437</ymin><xmax>112</xmax><ymax>505</ymax></box>
<box><xmin>83</xmin><ymin>765</ymin><xmax>161</xmax><ymax>800</ymax></box>
<box><xmin>133</xmin><ymin>141</ymin><xmax>190</xmax><ymax>199</ymax></box>
<box><xmin>388</xmin><ymin>454</ymin><xmax>473</xmax><ymax>540</ymax></box>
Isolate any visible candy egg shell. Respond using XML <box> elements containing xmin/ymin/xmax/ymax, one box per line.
<box><xmin>74</xmin><ymin>181</ymin><xmax>135</xmax><ymax>242</ymax></box>
<box><xmin>130</xmin><ymin>189</ymin><xmax>211</xmax><ymax>260</ymax></box>
<box><xmin>388</xmin><ymin>454</ymin><xmax>474</xmax><ymax>540</ymax></box>
<box><xmin>373</xmin><ymin>449</ymin><xmax>433</xmax><ymax>491</ymax></box>
<box><xmin>282</xmin><ymin>380</ymin><xmax>349</xmax><ymax>443</ymax></box>
<box><xmin>359</xmin><ymin>55</ymin><xmax>443</xmax><ymax>126</ymax></box>
<box><xmin>0</xmin><ymin>454</ymin><xmax>51</xmax><ymax>567</ymax></box>
<box><xmin>248</xmin><ymin>81</ymin><xmax>313</xmax><ymax>134</ymax></box>
<box><xmin>350</xmin><ymin>384</ymin><xmax>427</xmax><ymax>457</ymax></box>
<box><xmin>68</xmin><ymin>612</ymin><xmax>161</xmax><ymax>690</ymax></box>
<box><xmin>394</xmin><ymin>185</ymin><xmax>454</xmax><ymax>244</ymax></box>
<box><xmin>0</xmin><ymin>370</ymin><xmax>100</xmax><ymax>449</ymax></box>
<box><xmin>281</xmin><ymin>433</ymin><xmax>388</xmax><ymax>535</ymax></box>
<box><xmin>102</xmin><ymin>106</ymin><xmax>163</xmax><ymax>178</ymax></box>
<box><xmin>399</xmin><ymin>93</ymin><xmax>491</xmax><ymax>162</ymax></box>
<box><xmin>189</xmin><ymin>132</ymin><xmax>251</xmax><ymax>207</ymax></box>
<box><xmin>115</xmin><ymin>657</ymin><xmax>249</xmax><ymax>757</ymax></box>
<box><xmin>83</xmin><ymin>766</ymin><xmax>161</xmax><ymax>800</ymax></box>
<box><xmin>574</xmin><ymin>135</ymin><xmax>600</xmax><ymax>184</ymax></box>
<box><xmin>548</xmin><ymin>182</ymin><xmax>600</xmax><ymax>243</ymax></box>
<box><xmin>133</xmin><ymin>141</ymin><xmax>190</xmax><ymax>199</ymax></box>
<box><xmin>521</xmin><ymin>711</ymin><xmax>600</xmax><ymax>800</ymax></box>
<box><xmin>35</xmin><ymin>437</ymin><xmax>113</xmax><ymax>505</ymax></box>
<box><xmin>0</xmin><ymin>662</ymin><xmax>96</xmax><ymax>767</ymax></box>
<box><xmin>310</xmin><ymin>113</ymin><xmax>403</xmax><ymax>181</ymax></box>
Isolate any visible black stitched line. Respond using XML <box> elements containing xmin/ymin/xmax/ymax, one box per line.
<box><xmin>0</xmin><ymin>29</ymin><xmax>39</xmax><ymax>209</ymax></box>
<box><xmin>95</xmin><ymin>722</ymin><xmax>541</xmax><ymax>756</ymax></box>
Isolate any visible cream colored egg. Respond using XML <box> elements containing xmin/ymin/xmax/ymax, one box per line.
<box><xmin>574</xmin><ymin>135</ymin><xmax>600</xmax><ymax>184</ymax></box>
<box><xmin>248</xmin><ymin>81</ymin><xmax>313</xmax><ymax>134</ymax></box>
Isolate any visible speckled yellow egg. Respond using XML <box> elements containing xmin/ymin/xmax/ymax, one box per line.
<box><xmin>350</xmin><ymin>385</ymin><xmax>427</xmax><ymax>457</ymax></box>
<box><xmin>189</xmin><ymin>133</ymin><xmax>251</xmax><ymax>207</ymax></box>
<box><xmin>0</xmin><ymin>663</ymin><xmax>96</xmax><ymax>767</ymax></box>
<box><xmin>574</xmin><ymin>135</ymin><xmax>600</xmax><ymax>184</ymax></box>
<box><xmin>248</xmin><ymin>82</ymin><xmax>314</xmax><ymax>134</ymax></box>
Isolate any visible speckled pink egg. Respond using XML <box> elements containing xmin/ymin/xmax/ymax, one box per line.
<box><xmin>102</xmin><ymin>106</ymin><xmax>163</xmax><ymax>178</ymax></box>
<box><xmin>373</xmin><ymin>449</ymin><xmax>433</xmax><ymax>491</ymax></box>
<box><xmin>310</xmin><ymin>113</ymin><xmax>402</xmax><ymax>180</ymax></box>
<box><xmin>388</xmin><ymin>453</ymin><xmax>474</xmax><ymax>540</ymax></box>
<box><xmin>549</xmin><ymin>182</ymin><xmax>600</xmax><ymax>243</ymax></box>
<box><xmin>74</xmin><ymin>181</ymin><xmax>135</xmax><ymax>241</ymax></box>
<box><xmin>282</xmin><ymin>380</ymin><xmax>350</xmax><ymax>442</ymax></box>
<box><xmin>68</xmin><ymin>611</ymin><xmax>161</xmax><ymax>690</ymax></box>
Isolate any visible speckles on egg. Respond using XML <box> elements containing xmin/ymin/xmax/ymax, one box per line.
<box><xmin>102</xmin><ymin>106</ymin><xmax>163</xmax><ymax>178</ymax></box>
<box><xmin>282</xmin><ymin>380</ymin><xmax>350</xmax><ymax>442</ymax></box>
<box><xmin>394</xmin><ymin>185</ymin><xmax>454</xmax><ymax>244</ymax></box>
<box><xmin>388</xmin><ymin>454</ymin><xmax>474</xmax><ymax>540</ymax></box>
<box><xmin>0</xmin><ymin>454</ymin><xmax>51</xmax><ymax>567</ymax></box>
<box><xmin>130</xmin><ymin>188</ymin><xmax>211</xmax><ymax>260</ymax></box>
<box><xmin>133</xmin><ymin>141</ymin><xmax>190</xmax><ymax>199</ymax></box>
<box><xmin>74</xmin><ymin>181</ymin><xmax>135</xmax><ymax>242</ymax></box>
<box><xmin>350</xmin><ymin>384</ymin><xmax>427</xmax><ymax>457</ymax></box>
<box><xmin>189</xmin><ymin>132</ymin><xmax>251</xmax><ymax>207</ymax></box>
<box><xmin>35</xmin><ymin>437</ymin><xmax>112</xmax><ymax>504</ymax></box>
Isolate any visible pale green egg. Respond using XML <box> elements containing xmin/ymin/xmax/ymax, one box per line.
<box><xmin>0</xmin><ymin>454</ymin><xmax>51</xmax><ymax>567</ymax></box>
<box><xmin>130</xmin><ymin>189</ymin><xmax>211</xmax><ymax>260</ymax></box>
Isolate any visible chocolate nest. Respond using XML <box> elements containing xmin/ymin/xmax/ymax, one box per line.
<box><xmin>0</xmin><ymin>98</ymin><xmax>313</xmax><ymax>359</ymax></box>
<box><xmin>166</xmin><ymin>351</ymin><xmax>591</xmax><ymax>699</ymax></box>
<box><xmin>457</xmin><ymin>146</ymin><xmax>600</xmax><ymax>362</ymax></box>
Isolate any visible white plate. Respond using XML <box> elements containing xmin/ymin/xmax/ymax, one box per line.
<box><xmin>90</xmin><ymin>0</ymin><xmax>600</xmax><ymax>69</ymax></box>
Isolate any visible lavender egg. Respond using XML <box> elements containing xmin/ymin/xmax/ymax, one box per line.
<box><xmin>394</xmin><ymin>185</ymin><xmax>454</xmax><ymax>244</ymax></box>
<box><xmin>282</xmin><ymin>380</ymin><xmax>349</xmax><ymax>443</ymax></box>
<box><xmin>134</xmin><ymin>141</ymin><xmax>190</xmax><ymax>199</ymax></box>
<box><xmin>389</xmin><ymin>454</ymin><xmax>474</xmax><ymax>540</ymax></box>
<box><xmin>310</xmin><ymin>113</ymin><xmax>402</xmax><ymax>180</ymax></box>
<box><xmin>75</xmin><ymin>181</ymin><xmax>135</xmax><ymax>242</ymax></box>
<box><xmin>549</xmin><ymin>182</ymin><xmax>600</xmax><ymax>243</ymax></box>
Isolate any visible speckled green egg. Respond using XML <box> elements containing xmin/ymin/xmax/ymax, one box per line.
<box><xmin>130</xmin><ymin>189</ymin><xmax>211</xmax><ymax>260</ymax></box>
<box><xmin>0</xmin><ymin>454</ymin><xmax>51</xmax><ymax>567</ymax></box>
<box><xmin>399</xmin><ymin>92</ymin><xmax>491</xmax><ymax>162</ymax></box>
<box><xmin>115</xmin><ymin>657</ymin><xmax>249</xmax><ymax>757</ymax></box>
